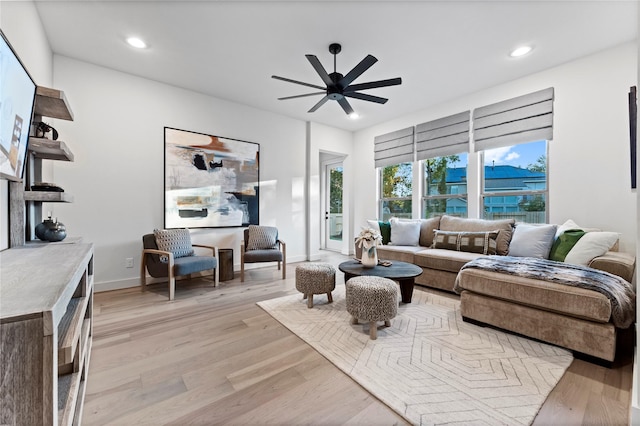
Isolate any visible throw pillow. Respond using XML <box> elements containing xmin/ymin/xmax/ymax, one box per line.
<box><xmin>378</xmin><ymin>221</ymin><xmax>391</xmax><ymax>245</ymax></box>
<box><xmin>388</xmin><ymin>218</ymin><xmax>421</xmax><ymax>246</ymax></box>
<box><xmin>153</xmin><ymin>228</ymin><xmax>195</xmax><ymax>263</ymax></box>
<box><xmin>247</xmin><ymin>225</ymin><xmax>278</xmax><ymax>250</ymax></box>
<box><xmin>564</xmin><ymin>231</ymin><xmax>619</xmax><ymax>266</ymax></box>
<box><xmin>549</xmin><ymin>229</ymin><xmax>586</xmax><ymax>262</ymax></box>
<box><xmin>508</xmin><ymin>223</ymin><xmax>557</xmax><ymax>259</ymax></box>
<box><xmin>554</xmin><ymin>219</ymin><xmax>582</xmax><ymax>239</ymax></box>
<box><xmin>439</xmin><ymin>215</ymin><xmax>514</xmax><ymax>255</ymax></box>
<box><xmin>432</xmin><ymin>230</ymin><xmax>499</xmax><ymax>255</ymax></box>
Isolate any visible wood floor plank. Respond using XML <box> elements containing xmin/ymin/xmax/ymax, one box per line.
<box><xmin>83</xmin><ymin>251</ymin><xmax>634</xmax><ymax>425</ymax></box>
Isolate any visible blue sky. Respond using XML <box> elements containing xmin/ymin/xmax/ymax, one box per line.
<box><xmin>483</xmin><ymin>140</ymin><xmax>546</xmax><ymax>168</ymax></box>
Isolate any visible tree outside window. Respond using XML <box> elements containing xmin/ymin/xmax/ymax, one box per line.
<box><xmin>379</xmin><ymin>163</ymin><xmax>412</xmax><ymax>221</ymax></box>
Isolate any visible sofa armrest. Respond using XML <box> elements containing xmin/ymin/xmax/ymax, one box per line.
<box><xmin>588</xmin><ymin>251</ymin><xmax>636</xmax><ymax>283</ymax></box>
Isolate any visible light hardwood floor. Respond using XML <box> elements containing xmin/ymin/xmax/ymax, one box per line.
<box><xmin>83</xmin><ymin>252</ymin><xmax>634</xmax><ymax>425</ymax></box>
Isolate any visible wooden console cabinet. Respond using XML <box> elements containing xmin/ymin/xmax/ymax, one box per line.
<box><xmin>0</xmin><ymin>242</ymin><xmax>94</xmax><ymax>425</ymax></box>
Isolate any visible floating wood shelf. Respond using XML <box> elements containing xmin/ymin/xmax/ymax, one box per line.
<box><xmin>34</xmin><ymin>86</ymin><xmax>74</xmax><ymax>121</ymax></box>
<box><xmin>29</xmin><ymin>138</ymin><xmax>74</xmax><ymax>161</ymax></box>
<box><xmin>24</xmin><ymin>191</ymin><xmax>74</xmax><ymax>203</ymax></box>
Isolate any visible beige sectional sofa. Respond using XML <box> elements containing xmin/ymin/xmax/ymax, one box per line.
<box><xmin>366</xmin><ymin>215</ymin><xmax>636</xmax><ymax>362</ymax></box>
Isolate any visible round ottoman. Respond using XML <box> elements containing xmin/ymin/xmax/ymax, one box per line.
<box><xmin>295</xmin><ymin>263</ymin><xmax>336</xmax><ymax>308</ymax></box>
<box><xmin>346</xmin><ymin>276</ymin><xmax>398</xmax><ymax>340</ymax></box>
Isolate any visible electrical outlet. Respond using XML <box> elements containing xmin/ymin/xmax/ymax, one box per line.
<box><xmin>125</xmin><ymin>258</ymin><xmax>134</xmax><ymax>268</ymax></box>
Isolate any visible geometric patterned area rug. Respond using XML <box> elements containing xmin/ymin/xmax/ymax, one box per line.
<box><xmin>257</xmin><ymin>285</ymin><xmax>573</xmax><ymax>426</ymax></box>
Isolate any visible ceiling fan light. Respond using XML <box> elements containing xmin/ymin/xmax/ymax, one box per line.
<box><xmin>126</xmin><ymin>37</ymin><xmax>147</xmax><ymax>49</ymax></box>
<box><xmin>510</xmin><ymin>45</ymin><xmax>533</xmax><ymax>57</ymax></box>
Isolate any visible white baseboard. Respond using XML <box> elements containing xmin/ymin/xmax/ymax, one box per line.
<box><xmin>95</xmin><ymin>256</ymin><xmax>308</xmax><ymax>293</ymax></box>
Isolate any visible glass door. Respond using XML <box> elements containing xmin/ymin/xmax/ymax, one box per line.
<box><xmin>325</xmin><ymin>161</ymin><xmax>343</xmax><ymax>251</ymax></box>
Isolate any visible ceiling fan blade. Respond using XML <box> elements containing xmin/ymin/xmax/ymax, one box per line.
<box><xmin>308</xmin><ymin>95</ymin><xmax>330</xmax><ymax>112</ymax></box>
<box><xmin>272</xmin><ymin>75</ymin><xmax>325</xmax><ymax>91</ymax></box>
<box><xmin>278</xmin><ymin>92</ymin><xmax>326</xmax><ymax>101</ymax></box>
<box><xmin>337</xmin><ymin>97</ymin><xmax>355</xmax><ymax>115</ymax></box>
<box><xmin>305</xmin><ymin>55</ymin><xmax>334</xmax><ymax>87</ymax></box>
<box><xmin>339</xmin><ymin>54</ymin><xmax>378</xmax><ymax>88</ymax></box>
<box><xmin>344</xmin><ymin>92</ymin><xmax>388</xmax><ymax>104</ymax></box>
<box><xmin>344</xmin><ymin>77</ymin><xmax>402</xmax><ymax>93</ymax></box>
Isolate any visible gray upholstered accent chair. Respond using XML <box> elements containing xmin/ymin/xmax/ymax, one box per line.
<box><xmin>240</xmin><ymin>227</ymin><xmax>286</xmax><ymax>282</ymax></box>
<box><xmin>141</xmin><ymin>233</ymin><xmax>219</xmax><ymax>300</ymax></box>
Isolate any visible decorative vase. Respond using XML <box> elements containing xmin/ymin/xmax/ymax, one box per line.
<box><xmin>361</xmin><ymin>245</ymin><xmax>378</xmax><ymax>268</ymax></box>
<box><xmin>35</xmin><ymin>216</ymin><xmax>67</xmax><ymax>242</ymax></box>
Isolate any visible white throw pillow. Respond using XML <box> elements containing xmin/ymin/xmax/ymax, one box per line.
<box><xmin>554</xmin><ymin>219</ymin><xmax>582</xmax><ymax>239</ymax></box>
<box><xmin>508</xmin><ymin>223</ymin><xmax>557</xmax><ymax>259</ymax></box>
<box><xmin>366</xmin><ymin>219</ymin><xmax>381</xmax><ymax>234</ymax></box>
<box><xmin>564</xmin><ymin>231</ymin><xmax>619</xmax><ymax>266</ymax></box>
<box><xmin>388</xmin><ymin>218</ymin><xmax>421</xmax><ymax>246</ymax></box>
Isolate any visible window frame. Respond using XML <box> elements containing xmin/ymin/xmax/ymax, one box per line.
<box><xmin>480</xmin><ymin>140</ymin><xmax>549</xmax><ymax>224</ymax></box>
<box><xmin>421</xmin><ymin>154</ymin><xmax>469</xmax><ymax>218</ymax></box>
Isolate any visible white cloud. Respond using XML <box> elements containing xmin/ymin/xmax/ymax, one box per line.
<box><xmin>505</xmin><ymin>152</ymin><xmax>520</xmax><ymax>162</ymax></box>
<box><xmin>484</xmin><ymin>146</ymin><xmax>513</xmax><ymax>165</ymax></box>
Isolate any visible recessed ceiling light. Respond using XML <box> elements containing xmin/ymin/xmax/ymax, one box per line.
<box><xmin>126</xmin><ymin>37</ymin><xmax>147</xmax><ymax>49</ymax></box>
<box><xmin>349</xmin><ymin>113</ymin><xmax>360</xmax><ymax>120</ymax></box>
<box><xmin>510</xmin><ymin>46</ymin><xmax>533</xmax><ymax>58</ymax></box>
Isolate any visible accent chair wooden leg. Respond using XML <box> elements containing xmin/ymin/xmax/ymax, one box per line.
<box><xmin>282</xmin><ymin>259</ymin><xmax>286</xmax><ymax>280</ymax></box>
<box><xmin>307</xmin><ymin>294</ymin><xmax>314</xmax><ymax>309</ymax></box>
<box><xmin>241</xmin><ymin>258</ymin><xmax>245</xmax><ymax>282</ymax></box>
<box><xmin>169</xmin><ymin>270</ymin><xmax>176</xmax><ymax>301</ymax></box>
<box><xmin>369</xmin><ymin>322</ymin><xmax>377</xmax><ymax>340</ymax></box>
<box><xmin>140</xmin><ymin>253</ymin><xmax>147</xmax><ymax>291</ymax></box>
<box><xmin>327</xmin><ymin>292</ymin><xmax>333</xmax><ymax>303</ymax></box>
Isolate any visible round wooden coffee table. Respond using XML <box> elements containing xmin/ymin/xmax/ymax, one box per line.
<box><xmin>338</xmin><ymin>260</ymin><xmax>422</xmax><ymax>303</ymax></box>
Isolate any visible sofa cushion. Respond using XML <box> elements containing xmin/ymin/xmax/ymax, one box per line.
<box><xmin>414</xmin><ymin>249</ymin><xmax>483</xmax><ymax>273</ymax></box>
<box><xmin>389</xmin><ymin>218</ymin><xmax>421</xmax><ymax>246</ymax></box>
<box><xmin>377</xmin><ymin>245</ymin><xmax>425</xmax><ymax>263</ymax></box>
<box><xmin>439</xmin><ymin>215</ymin><xmax>514</xmax><ymax>255</ymax></box>
<box><xmin>418</xmin><ymin>216</ymin><xmax>441</xmax><ymax>248</ymax></box>
<box><xmin>508</xmin><ymin>223</ymin><xmax>557</xmax><ymax>259</ymax></box>
<box><xmin>456</xmin><ymin>268</ymin><xmax>612</xmax><ymax>323</ymax></box>
<box><xmin>549</xmin><ymin>229</ymin><xmax>585</xmax><ymax>262</ymax></box>
<box><xmin>564</xmin><ymin>231</ymin><xmax>620</xmax><ymax>266</ymax></box>
<box><xmin>433</xmin><ymin>230</ymin><xmax>499</xmax><ymax>255</ymax></box>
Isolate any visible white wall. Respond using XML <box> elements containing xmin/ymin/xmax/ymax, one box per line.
<box><xmin>0</xmin><ymin>1</ymin><xmax>53</xmax><ymax>250</ymax></box>
<box><xmin>49</xmin><ymin>56</ymin><xmax>312</xmax><ymax>290</ymax></box>
<box><xmin>353</xmin><ymin>42</ymin><xmax>638</xmax><ymax>256</ymax></box>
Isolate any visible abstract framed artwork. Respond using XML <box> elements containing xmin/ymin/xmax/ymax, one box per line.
<box><xmin>164</xmin><ymin>127</ymin><xmax>259</xmax><ymax>228</ymax></box>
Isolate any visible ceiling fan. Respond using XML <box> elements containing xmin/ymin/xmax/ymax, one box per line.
<box><xmin>272</xmin><ymin>43</ymin><xmax>402</xmax><ymax>116</ymax></box>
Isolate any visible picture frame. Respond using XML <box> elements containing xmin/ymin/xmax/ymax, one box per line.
<box><xmin>629</xmin><ymin>86</ymin><xmax>637</xmax><ymax>189</ymax></box>
<box><xmin>164</xmin><ymin>127</ymin><xmax>260</xmax><ymax>228</ymax></box>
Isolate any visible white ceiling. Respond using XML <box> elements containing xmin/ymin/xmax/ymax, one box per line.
<box><xmin>34</xmin><ymin>1</ymin><xmax>637</xmax><ymax>131</ymax></box>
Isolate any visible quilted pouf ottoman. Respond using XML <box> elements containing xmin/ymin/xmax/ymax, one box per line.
<box><xmin>295</xmin><ymin>263</ymin><xmax>336</xmax><ymax>308</ymax></box>
<box><xmin>346</xmin><ymin>276</ymin><xmax>398</xmax><ymax>340</ymax></box>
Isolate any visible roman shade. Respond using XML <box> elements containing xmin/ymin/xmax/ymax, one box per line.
<box><xmin>473</xmin><ymin>87</ymin><xmax>554</xmax><ymax>151</ymax></box>
<box><xmin>416</xmin><ymin>111</ymin><xmax>470</xmax><ymax>160</ymax></box>
<box><xmin>374</xmin><ymin>127</ymin><xmax>414</xmax><ymax>168</ymax></box>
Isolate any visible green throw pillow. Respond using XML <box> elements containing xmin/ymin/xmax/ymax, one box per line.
<box><xmin>549</xmin><ymin>229</ymin><xmax>586</xmax><ymax>262</ymax></box>
<box><xmin>378</xmin><ymin>221</ymin><xmax>391</xmax><ymax>245</ymax></box>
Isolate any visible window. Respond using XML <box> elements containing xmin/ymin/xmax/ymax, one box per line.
<box><xmin>482</xmin><ymin>140</ymin><xmax>547</xmax><ymax>223</ymax></box>
<box><xmin>422</xmin><ymin>154</ymin><xmax>468</xmax><ymax>218</ymax></box>
<box><xmin>379</xmin><ymin>163</ymin><xmax>412</xmax><ymax>221</ymax></box>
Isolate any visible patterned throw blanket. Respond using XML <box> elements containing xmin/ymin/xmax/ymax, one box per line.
<box><xmin>454</xmin><ymin>256</ymin><xmax>636</xmax><ymax>328</ymax></box>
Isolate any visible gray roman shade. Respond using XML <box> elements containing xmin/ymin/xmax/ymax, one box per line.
<box><xmin>374</xmin><ymin>127</ymin><xmax>415</xmax><ymax>168</ymax></box>
<box><xmin>416</xmin><ymin>111</ymin><xmax>470</xmax><ymax>160</ymax></box>
<box><xmin>473</xmin><ymin>87</ymin><xmax>554</xmax><ymax>151</ymax></box>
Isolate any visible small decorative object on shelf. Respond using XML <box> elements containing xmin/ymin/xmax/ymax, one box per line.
<box><xmin>35</xmin><ymin>214</ymin><xmax>67</xmax><ymax>242</ymax></box>
<box><xmin>35</xmin><ymin>121</ymin><xmax>59</xmax><ymax>140</ymax></box>
<box><xmin>355</xmin><ymin>226</ymin><xmax>382</xmax><ymax>268</ymax></box>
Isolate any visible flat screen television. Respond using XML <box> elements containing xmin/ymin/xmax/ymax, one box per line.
<box><xmin>0</xmin><ymin>29</ymin><xmax>37</xmax><ymax>181</ymax></box>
